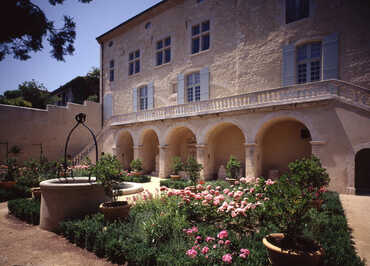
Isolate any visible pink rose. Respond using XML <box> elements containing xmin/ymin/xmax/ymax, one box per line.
<box><xmin>225</xmin><ymin>240</ymin><xmax>231</xmax><ymax>245</ymax></box>
<box><xmin>239</xmin><ymin>253</ymin><xmax>246</xmax><ymax>259</ymax></box>
<box><xmin>206</xmin><ymin>236</ymin><xmax>215</xmax><ymax>242</ymax></box>
<box><xmin>222</xmin><ymin>254</ymin><xmax>233</xmax><ymax>264</ymax></box>
<box><xmin>217</xmin><ymin>230</ymin><xmax>228</xmax><ymax>239</ymax></box>
<box><xmin>201</xmin><ymin>246</ymin><xmax>209</xmax><ymax>254</ymax></box>
<box><xmin>186</xmin><ymin>249</ymin><xmax>198</xmax><ymax>258</ymax></box>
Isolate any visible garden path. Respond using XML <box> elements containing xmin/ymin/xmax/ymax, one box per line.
<box><xmin>340</xmin><ymin>194</ymin><xmax>370</xmax><ymax>265</ymax></box>
<box><xmin>0</xmin><ymin>202</ymin><xmax>116</xmax><ymax>266</ymax></box>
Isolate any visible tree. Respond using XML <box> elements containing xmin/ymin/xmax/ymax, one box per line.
<box><xmin>0</xmin><ymin>0</ymin><xmax>93</xmax><ymax>62</ymax></box>
<box><xmin>0</xmin><ymin>79</ymin><xmax>57</xmax><ymax>109</ymax></box>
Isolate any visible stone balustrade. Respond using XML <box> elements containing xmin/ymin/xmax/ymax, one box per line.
<box><xmin>111</xmin><ymin>79</ymin><xmax>370</xmax><ymax>126</ymax></box>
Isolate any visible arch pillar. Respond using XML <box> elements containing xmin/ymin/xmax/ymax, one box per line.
<box><xmin>309</xmin><ymin>140</ymin><xmax>327</xmax><ymax>161</ymax></box>
<box><xmin>244</xmin><ymin>142</ymin><xmax>257</xmax><ymax>178</ymax></box>
<box><xmin>196</xmin><ymin>144</ymin><xmax>207</xmax><ymax>180</ymax></box>
<box><xmin>133</xmin><ymin>145</ymin><xmax>143</xmax><ymax>160</ymax></box>
<box><xmin>158</xmin><ymin>144</ymin><xmax>169</xmax><ymax>178</ymax></box>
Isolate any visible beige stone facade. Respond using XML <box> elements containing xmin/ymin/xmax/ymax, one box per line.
<box><xmin>90</xmin><ymin>0</ymin><xmax>370</xmax><ymax>194</ymax></box>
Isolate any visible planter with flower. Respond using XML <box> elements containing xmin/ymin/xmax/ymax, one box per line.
<box><xmin>92</xmin><ymin>154</ymin><xmax>130</xmax><ymax>222</ymax></box>
<box><xmin>0</xmin><ymin>158</ymin><xmax>19</xmax><ymax>189</ymax></box>
<box><xmin>225</xmin><ymin>156</ymin><xmax>241</xmax><ymax>184</ymax></box>
<box><xmin>130</xmin><ymin>158</ymin><xmax>143</xmax><ymax>176</ymax></box>
<box><xmin>262</xmin><ymin>156</ymin><xmax>330</xmax><ymax>266</ymax></box>
<box><xmin>183</xmin><ymin>157</ymin><xmax>203</xmax><ymax>192</ymax></box>
<box><xmin>170</xmin><ymin>156</ymin><xmax>184</xmax><ymax>181</ymax></box>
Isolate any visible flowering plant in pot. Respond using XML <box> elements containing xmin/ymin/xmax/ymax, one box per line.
<box><xmin>0</xmin><ymin>158</ymin><xmax>19</xmax><ymax>189</ymax></box>
<box><xmin>225</xmin><ymin>156</ymin><xmax>241</xmax><ymax>183</ymax></box>
<box><xmin>184</xmin><ymin>156</ymin><xmax>203</xmax><ymax>186</ymax></box>
<box><xmin>130</xmin><ymin>158</ymin><xmax>143</xmax><ymax>176</ymax></box>
<box><xmin>170</xmin><ymin>156</ymin><xmax>183</xmax><ymax>180</ymax></box>
<box><xmin>92</xmin><ymin>154</ymin><xmax>130</xmax><ymax>221</ymax></box>
<box><xmin>262</xmin><ymin>156</ymin><xmax>330</xmax><ymax>266</ymax></box>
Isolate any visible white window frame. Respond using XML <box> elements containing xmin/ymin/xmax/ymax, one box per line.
<box><xmin>191</xmin><ymin>20</ymin><xmax>210</xmax><ymax>54</ymax></box>
<box><xmin>139</xmin><ymin>85</ymin><xmax>148</xmax><ymax>110</ymax></box>
<box><xmin>129</xmin><ymin>50</ymin><xmax>140</xmax><ymax>76</ymax></box>
<box><xmin>186</xmin><ymin>72</ymin><xmax>201</xmax><ymax>102</ymax></box>
<box><xmin>156</xmin><ymin>36</ymin><xmax>171</xmax><ymax>66</ymax></box>
<box><xmin>296</xmin><ymin>42</ymin><xmax>322</xmax><ymax>84</ymax></box>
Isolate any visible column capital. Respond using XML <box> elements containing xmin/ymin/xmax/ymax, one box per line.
<box><xmin>158</xmin><ymin>144</ymin><xmax>169</xmax><ymax>150</ymax></box>
<box><xmin>195</xmin><ymin>144</ymin><xmax>207</xmax><ymax>149</ymax></box>
<box><xmin>244</xmin><ymin>142</ymin><xmax>257</xmax><ymax>147</ymax></box>
<box><xmin>310</xmin><ymin>140</ymin><xmax>327</xmax><ymax>146</ymax></box>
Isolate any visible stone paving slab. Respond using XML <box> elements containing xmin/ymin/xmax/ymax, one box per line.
<box><xmin>340</xmin><ymin>194</ymin><xmax>370</xmax><ymax>265</ymax></box>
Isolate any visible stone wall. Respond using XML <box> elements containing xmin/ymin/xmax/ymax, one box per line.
<box><xmin>0</xmin><ymin>101</ymin><xmax>101</xmax><ymax>164</ymax></box>
<box><xmin>99</xmin><ymin>0</ymin><xmax>370</xmax><ymax>118</ymax></box>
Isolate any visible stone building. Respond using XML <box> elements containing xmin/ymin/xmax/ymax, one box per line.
<box><xmin>79</xmin><ymin>0</ymin><xmax>370</xmax><ymax>194</ymax></box>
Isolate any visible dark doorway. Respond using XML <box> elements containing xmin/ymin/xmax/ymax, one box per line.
<box><xmin>355</xmin><ymin>149</ymin><xmax>370</xmax><ymax>195</ymax></box>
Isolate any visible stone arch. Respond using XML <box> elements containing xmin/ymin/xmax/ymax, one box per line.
<box><xmin>139</xmin><ymin>128</ymin><xmax>160</xmax><ymax>175</ymax></box>
<box><xmin>346</xmin><ymin>142</ymin><xmax>370</xmax><ymax>194</ymax></box>
<box><xmin>255</xmin><ymin>116</ymin><xmax>313</xmax><ymax>178</ymax></box>
<box><xmin>203</xmin><ymin>122</ymin><xmax>246</xmax><ymax>180</ymax></box>
<box><xmin>250</xmin><ymin>111</ymin><xmax>319</xmax><ymax>143</ymax></box>
<box><xmin>199</xmin><ymin>118</ymin><xmax>248</xmax><ymax>144</ymax></box>
<box><xmin>163</xmin><ymin>122</ymin><xmax>198</xmax><ymax>145</ymax></box>
<box><xmin>138</xmin><ymin>126</ymin><xmax>162</xmax><ymax>145</ymax></box>
<box><xmin>115</xmin><ymin>129</ymin><xmax>134</xmax><ymax>170</ymax></box>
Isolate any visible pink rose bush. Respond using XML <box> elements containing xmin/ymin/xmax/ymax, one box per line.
<box><xmin>184</xmin><ymin>228</ymin><xmax>250</xmax><ymax>265</ymax></box>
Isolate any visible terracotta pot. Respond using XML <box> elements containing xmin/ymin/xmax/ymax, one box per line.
<box><xmin>225</xmin><ymin>178</ymin><xmax>237</xmax><ymax>185</ymax></box>
<box><xmin>310</xmin><ymin>199</ymin><xmax>324</xmax><ymax>210</ymax></box>
<box><xmin>130</xmin><ymin>171</ymin><xmax>141</xmax><ymax>177</ymax></box>
<box><xmin>262</xmin><ymin>233</ymin><xmax>323</xmax><ymax>266</ymax></box>
<box><xmin>170</xmin><ymin>174</ymin><xmax>181</xmax><ymax>180</ymax></box>
<box><xmin>31</xmin><ymin>187</ymin><xmax>41</xmax><ymax>200</ymax></box>
<box><xmin>0</xmin><ymin>181</ymin><xmax>16</xmax><ymax>189</ymax></box>
<box><xmin>99</xmin><ymin>201</ymin><xmax>131</xmax><ymax>222</ymax></box>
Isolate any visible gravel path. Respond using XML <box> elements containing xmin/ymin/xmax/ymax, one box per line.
<box><xmin>340</xmin><ymin>194</ymin><xmax>370</xmax><ymax>265</ymax></box>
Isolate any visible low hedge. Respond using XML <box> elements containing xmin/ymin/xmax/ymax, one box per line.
<box><xmin>160</xmin><ymin>179</ymin><xmax>231</xmax><ymax>190</ymax></box>
<box><xmin>122</xmin><ymin>174</ymin><xmax>151</xmax><ymax>183</ymax></box>
<box><xmin>0</xmin><ymin>184</ymin><xmax>31</xmax><ymax>202</ymax></box>
<box><xmin>8</xmin><ymin>198</ymin><xmax>40</xmax><ymax>225</ymax></box>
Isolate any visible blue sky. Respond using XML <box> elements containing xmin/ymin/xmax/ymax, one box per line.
<box><xmin>0</xmin><ymin>0</ymin><xmax>162</xmax><ymax>95</ymax></box>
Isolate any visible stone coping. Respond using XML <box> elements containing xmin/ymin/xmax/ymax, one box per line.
<box><xmin>116</xmin><ymin>182</ymin><xmax>144</xmax><ymax>195</ymax></box>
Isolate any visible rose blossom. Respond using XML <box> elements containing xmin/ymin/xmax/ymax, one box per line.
<box><xmin>201</xmin><ymin>246</ymin><xmax>210</xmax><ymax>254</ymax></box>
<box><xmin>217</xmin><ymin>230</ymin><xmax>228</xmax><ymax>239</ymax></box>
<box><xmin>186</xmin><ymin>249</ymin><xmax>197</xmax><ymax>258</ymax></box>
<box><xmin>222</xmin><ymin>254</ymin><xmax>233</xmax><ymax>264</ymax></box>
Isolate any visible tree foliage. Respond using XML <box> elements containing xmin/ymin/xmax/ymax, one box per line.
<box><xmin>0</xmin><ymin>80</ymin><xmax>57</xmax><ymax>109</ymax></box>
<box><xmin>0</xmin><ymin>0</ymin><xmax>93</xmax><ymax>61</ymax></box>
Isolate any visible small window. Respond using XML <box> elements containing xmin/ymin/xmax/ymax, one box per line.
<box><xmin>139</xmin><ymin>86</ymin><xmax>148</xmax><ymax>110</ymax></box>
<box><xmin>129</xmin><ymin>50</ymin><xmax>140</xmax><ymax>76</ymax></box>
<box><xmin>108</xmin><ymin>41</ymin><xmax>114</xmax><ymax>47</ymax></box>
<box><xmin>191</xmin><ymin>20</ymin><xmax>210</xmax><ymax>54</ymax></box>
<box><xmin>145</xmin><ymin>22</ymin><xmax>151</xmax><ymax>29</ymax></box>
<box><xmin>186</xmin><ymin>72</ymin><xmax>201</xmax><ymax>102</ymax></box>
<box><xmin>109</xmin><ymin>60</ymin><xmax>114</xmax><ymax>82</ymax></box>
<box><xmin>296</xmin><ymin>42</ymin><xmax>321</xmax><ymax>84</ymax></box>
<box><xmin>156</xmin><ymin>36</ymin><xmax>171</xmax><ymax>66</ymax></box>
<box><xmin>286</xmin><ymin>0</ymin><xmax>309</xmax><ymax>24</ymax></box>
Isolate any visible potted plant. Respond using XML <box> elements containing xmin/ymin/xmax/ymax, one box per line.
<box><xmin>184</xmin><ymin>156</ymin><xmax>203</xmax><ymax>187</ymax></box>
<box><xmin>225</xmin><ymin>155</ymin><xmax>241</xmax><ymax>183</ymax></box>
<box><xmin>0</xmin><ymin>158</ymin><xmax>18</xmax><ymax>189</ymax></box>
<box><xmin>92</xmin><ymin>154</ymin><xmax>130</xmax><ymax>222</ymax></box>
<box><xmin>130</xmin><ymin>158</ymin><xmax>143</xmax><ymax>176</ymax></box>
<box><xmin>262</xmin><ymin>156</ymin><xmax>329</xmax><ymax>266</ymax></box>
<box><xmin>170</xmin><ymin>156</ymin><xmax>183</xmax><ymax>180</ymax></box>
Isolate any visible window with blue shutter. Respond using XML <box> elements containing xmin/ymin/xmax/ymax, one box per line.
<box><xmin>323</xmin><ymin>33</ymin><xmax>339</xmax><ymax>80</ymax></box>
<box><xmin>200</xmin><ymin>67</ymin><xmax>210</xmax><ymax>101</ymax></box>
<box><xmin>282</xmin><ymin>44</ymin><xmax>295</xmax><ymax>86</ymax></box>
<box><xmin>133</xmin><ymin>88</ymin><xmax>138</xmax><ymax>112</ymax></box>
<box><xmin>147</xmin><ymin>82</ymin><xmax>154</xmax><ymax>109</ymax></box>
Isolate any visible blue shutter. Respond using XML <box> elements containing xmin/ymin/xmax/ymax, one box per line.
<box><xmin>323</xmin><ymin>33</ymin><xmax>339</xmax><ymax>80</ymax></box>
<box><xmin>133</xmin><ymin>88</ymin><xmax>137</xmax><ymax>112</ymax></box>
<box><xmin>282</xmin><ymin>44</ymin><xmax>295</xmax><ymax>86</ymax></box>
<box><xmin>200</xmin><ymin>66</ymin><xmax>210</xmax><ymax>101</ymax></box>
<box><xmin>103</xmin><ymin>93</ymin><xmax>113</xmax><ymax>121</ymax></box>
<box><xmin>177</xmin><ymin>74</ymin><xmax>185</xmax><ymax>104</ymax></box>
<box><xmin>147</xmin><ymin>82</ymin><xmax>154</xmax><ymax>109</ymax></box>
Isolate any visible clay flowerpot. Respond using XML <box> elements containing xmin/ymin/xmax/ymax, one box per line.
<box><xmin>170</xmin><ymin>174</ymin><xmax>181</xmax><ymax>181</ymax></box>
<box><xmin>0</xmin><ymin>181</ymin><xmax>16</xmax><ymax>189</ymax></box>
<box><xmin>262</xmin><ymin>233</ymin><xmax>323</xmax><ymax>266</ymax></box>
<box><xmin>31</xmin><ymin>187</ymin><xmax>41</xmax><ymax>200</ymax></box>
<box><xmin>310</xmin><ymin>199</ymin><xmax>324</xmax><ymax>210</ymax></box>
<box><xmin>130</xmin><ymin>171</ymin><xmax>141</xmax><ymax>177</ymax></box>
<box><xmin>99</xmin><ymin>201</ymin><xmax>131</xmax><ymax>222</ymax></box>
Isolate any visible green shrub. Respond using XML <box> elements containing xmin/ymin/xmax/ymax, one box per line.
<box><xmin>160</xmin><ymin>179</ymin><xmax>192</xmax><ymax>189</ymax></box>
<box><xmin>171</xmin><ymin>156</ymin><xmax>184</xmax><ymax>175</ymax></box>
<box><xmin>130</xmin><ymin>158</ymin><xmax>143</xmax><ymax>172</ymax></box>
<box><xmin>226</xmin><ymin>155</ymin><xmax>241</xmax><ymax>179</ymax></box>
<box><xmin>8</xmin><ymin>198</ymin><xmax>40</xmax><ymax>225</ymax></box>
<box><xmin>0</xmin><ymin>185</ymin><xmax>31</xmax><ymax>202</ymax></box>
<box><xmin>183</xmin><ymin>157</ymin><xmax>203</xmax><ymax>185</ymax></box>
<box><xmin>122</xmin><ymin>174</ymin><xmax>151</xmax><ymax>183</ymax></box>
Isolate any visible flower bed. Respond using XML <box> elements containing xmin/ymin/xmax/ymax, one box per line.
<box><xmin>8</xmin><ymin>198</ymin><xmax>40</xmax><ymax>225</ymax></box>
<box><xmin>57</xmin><ymin>187</ymin><xmax>364</xmax><ymax>265</ymax></box>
